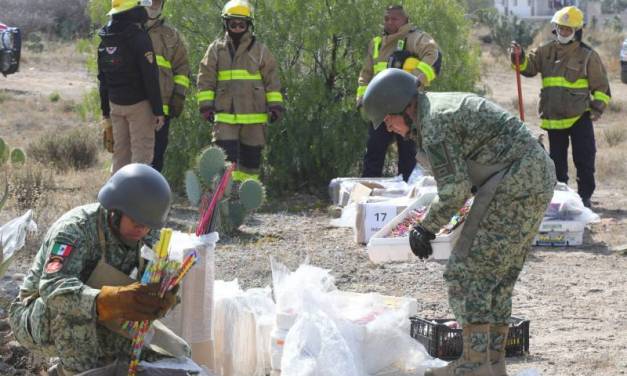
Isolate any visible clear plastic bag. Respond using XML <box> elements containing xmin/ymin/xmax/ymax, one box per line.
<box><xmin>212</xmin><ymin>280</ymin><xmax>275</xmax><ymax>376</ymax></box>
<box><xmin>0</xmin><ymin>210</ymin><xmax>38</xmax><ymax>277</ymax></box>
<box><xmin>544</xmin><ymin>183</ymin><xmax>599</xmax><ymax>223</ymax></box>
<box><xmin>161</xmin><ymin>232</ymin><xmax>218</xmax><ymax>344</ymax></box>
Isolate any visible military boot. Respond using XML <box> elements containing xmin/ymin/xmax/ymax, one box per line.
<box><xmin>489</xmin><ymin>324</ymin><xmax>510</xmax><ymax>376</ymax></box>
<box><xmin>424</xmin><ymin>323</ymin><xmax>492</xmax><ymax>376</ymax></box>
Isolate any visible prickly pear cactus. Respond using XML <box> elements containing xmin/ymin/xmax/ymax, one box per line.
<box><xmin>239</xmin><ymin>179</ymin><xmax>265</xmax><ymax>211</ymax></box>
<box><xmin>10</xmin><ymin>148</ymin><xmax>26</xmax><ymax>165</ymax></box>
<box><xmin>0</xmin><ymin>138</ymin><xmax>27</xmax><ymax>166</ymax></box>
<box><xmin>0</xmin><ymin>138</ymin><xmax>8</xmax><ymax>165</ymax></box>
<box><xmin>185</xmin><ymin>146</ymin><xmax>266</xmax><ymax>233</ymax></box>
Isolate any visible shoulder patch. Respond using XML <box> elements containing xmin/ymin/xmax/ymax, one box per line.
<box><xmin>52</xmin><ymin>243</ymin><xmax>74</xmax><ymax>257</ymax></box>
<box><xmin>426</xmin><ymin>142</ymin><xmax>454</xmax><ymax>179</ymax></box>
<box><xmin>45</xmin><ymin>256</ymin><xmax>65</xmax><ymax>274</ymax></box>
<box><xmin>145</xmin><ymin>51</ymin><xmax>154</xmax><ymax>64</ymax></box>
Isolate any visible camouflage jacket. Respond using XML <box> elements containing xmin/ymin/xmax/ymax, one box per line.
<box><xmin>18</xmin><ymin>203</ymin><xmax>156</xmax><ymax>361</ymax></box>
<box><xmin>414</xmin><ymin>92</ymin><xmax>551</xmax><ymax>234</ymax></box>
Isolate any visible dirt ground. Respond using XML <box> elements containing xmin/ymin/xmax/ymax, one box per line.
<box><xmin>0</xmin><ymin>39</ymin><xmax>626</xmax><ymax>376</ymax></box>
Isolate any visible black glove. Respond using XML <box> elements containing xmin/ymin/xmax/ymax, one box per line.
<box><xmin>409</xmin><ymin>224</ymin><xmax>436</xmax><ymax>260</ymax></box>
<box><xmin>268</xmin><ymin>105</ymin><xmax>284</xmax><ymax>123</ymax></box>
<box><xmin>510</xmin><ymin>42</ymin><xmax>525</xmax><ymax>65</ymax></box>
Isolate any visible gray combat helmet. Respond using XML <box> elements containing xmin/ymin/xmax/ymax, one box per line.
<box><xmin>363</xmin><ymin>68</ymin><xmax>419</xmax><ymax>127</ymax></box>
<box><xmin>98</xmin><ymin>163</ymin><xmax>172</xmax><ymax>229</ymax></box>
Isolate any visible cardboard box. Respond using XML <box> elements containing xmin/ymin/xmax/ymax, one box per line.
<box><xmin>533</xmin><ymin>219</ymin><xmax>585</xmax><ymax>246</ymax></box>
<box><xmin>328</xmin><ymin>177</ymin><xmax>404</xmax><ymax>206</ymax></box>
<box><xmin>366</xmin><ymin>192</ymin><xmax>445</xmax><ymax>263</ymax></box>
<box><xmin>354</xmin><ymin>197</ymin><xmax>411</xmax><ymax>244</ymax></box>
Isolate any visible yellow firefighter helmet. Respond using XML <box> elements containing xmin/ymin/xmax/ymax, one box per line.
<box><xmin>221</xmin><ymin>0</ymin><xmax>253</xmax><ymax>20</ymax></box>
<box><xmin>108</xmin><ymin>0</ymin><xmax>153</xmax><ymax>16</ymax></box>
<box><xmin>551</xmin><ymin>6</ymin><xmax>584</xmax><ymax>30</ymax></box>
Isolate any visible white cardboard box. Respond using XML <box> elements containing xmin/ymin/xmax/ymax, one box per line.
<box><xmin>366</xmin><ymin>192</ymin><xmax>464</xmax><ymax>263</ymax></box>
<box><xmin>533</xmin><ymin>219</ymin><xmax>585</xmax><ymax>246</ymax></box>
<box><xmin>354</xmin><ymin>197</ymin><xmax>412</xmax><ymax>244</ymax></box>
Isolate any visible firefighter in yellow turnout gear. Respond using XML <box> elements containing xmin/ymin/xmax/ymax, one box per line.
<box><xmin>358</xmin><ymin>5</ymin><xmax>442</xmax><ymax>181</ymax></box>
<box><xmin>197</xmin><ymin>0</ymin><xmax>284</xmax><ymax>182</ymax></box>
<box><xmin>511</xmin><ymin>6</ymin><xmax>610</xmax><ymax>208</ymax></box>
<box><xmin>145</xmin><ymin>0</ymin><xmax>190</xmax><ymax>172</ymax></box>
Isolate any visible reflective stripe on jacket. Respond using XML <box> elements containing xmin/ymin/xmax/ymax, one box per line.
<box><xmin>517</xmin><ymin>40</ymin><xmax>611</xmax><ymax>130</ymax></box>
<box><xmin>147</xmin><ymin>20</ymin><xmax>190</xmax><ymax>116</ymax></box>
<box><xmin>357</xmin><ymin>23</ymin><xmax>440</xmax><ymax>99</ymax></box>
<box><xmin>197</xmin><ymin>31</ymin><xmax>283</xmax><ymax>125</ymax></box>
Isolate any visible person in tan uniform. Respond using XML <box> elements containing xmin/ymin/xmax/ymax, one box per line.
<box><xmin>98</xmin><ymin>0</ymin><xmax>165</xmax><ymax>174</ymax></box>
<box><xmin>197</xmin><ymin>0</ymin><xmax>284</xmax><ymax>182</ymax></box>
<box><xmin>511</xmin><ymin>6</ymin><xmax>611</xmax><ymax>208</ymax></box>
<box><xmin>145</xmin><ymin>0</ymin><xmax>190</xmax><ymax>172</ymax></box>
<box><xmin>358</xmin><ymin>5</ymin><xmax>441</xmax><ymax>181</ymax></box>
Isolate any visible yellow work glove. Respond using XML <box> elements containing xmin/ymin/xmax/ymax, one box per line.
<box><xmin>101</xmin><ymin>118</ymin><xmax>114</xmax><ymax>153</ymax></box>
<box><xmin>96</xmin><ymin>282</ymin><xmax>168</xmax><ymax>322</ymax></box>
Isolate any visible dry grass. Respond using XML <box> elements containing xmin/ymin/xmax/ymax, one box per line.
<box><xmin>7</xmin><ymin>162</ymin><xmax>55</xmax><ymax>212</ymax></box>
<box><xmin>28</xmin><ymin>127</ymin><xmax>99</xmax><ymax>171</ymax></box>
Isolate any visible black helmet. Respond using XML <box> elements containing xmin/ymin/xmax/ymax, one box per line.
<box><xmin>363</xmin><ymin>68</ymin><xmax>419</xmax><ymax>126</ymax></box>
<box><xmin>98</xmin><ymin>164</ymin><xmax>172</xmax><ymax>229</ymax></box>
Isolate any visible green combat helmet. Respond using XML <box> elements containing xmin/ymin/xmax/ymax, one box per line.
<box><xmin>363</xmin><ymin>68</ymin><xmax>419</xmax><ymax>127</ymax></box>
<box><xmin>98</xmin><ymin>163</ymin><xmax>172</xmax><ymax>229</ymax></box>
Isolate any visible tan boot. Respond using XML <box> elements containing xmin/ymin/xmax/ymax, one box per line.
<box><xmin>424</xmin><ymin>323</ymin><xmax>492</xmax><ymax>376</ymax></box>
<box><xmin>490</xmin><ymin>324</ymin><xmax>510</xmax><ymax>376</ymax></box>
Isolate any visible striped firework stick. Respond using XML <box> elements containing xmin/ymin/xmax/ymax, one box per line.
<box><xmin>127</xmin><ymin>229</ymin><xmax>173</xmax><ymax>376</ymax></box>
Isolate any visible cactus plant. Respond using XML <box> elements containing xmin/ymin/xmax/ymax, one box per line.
<box><xmin>10</xmin><ymin>148</ymin><xmax>26</xmax><ymax>165</ymax></box>
<box><xmin>185</xmin><ymin>146</ymin><xmax>266</xmax><ymax>233</ymax></box>
<box><xmin>0</xmin><ymin>138</ymin><xmax>8</xmax><ymax>165</ymax></box>
<box><xmin>197</xmin><ymin>146</ymin><xmax>226</xmax><ymax>183</ymax></box>
<box><xmin>239</xmin><ymin>179</ymin><xmax>265</xmax><ymax>211</ymax></box>
<box><xmin>185</xmin><ymin>170</ymin><xmax>202</xmax><ymax>207</ymax></box>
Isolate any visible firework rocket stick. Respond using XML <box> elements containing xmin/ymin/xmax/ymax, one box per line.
<box><xmin>127</xmin><ymin>229</ymin><xmax>173</xmax><ymax>376</ymax></box>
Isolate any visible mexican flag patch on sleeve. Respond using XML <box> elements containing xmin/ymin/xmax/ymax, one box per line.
<box><xmin>51</xmin><ymin>243</ymin><xmax>74</xmax><ymax>257</ymax></box>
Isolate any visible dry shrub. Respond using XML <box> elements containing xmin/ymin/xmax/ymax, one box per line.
<box><xmin>8</xmin><ymin>163</ymin><xmax>55</xmax><ymax>211</ymax></box>
<box><xmin>0</xmin><ymin>0</ymin><xmax>90</xmax><ymax>39</ymax></box>
<box><xmin>602</xmin><ymin>126</ymin><xmax>627</xmax><ymax>147</ymax></box>
<box><xmin>28</xmin><ymin>128</ymin><xmax>99</xmax><ymax>171</ymax></box>
<box><xmin>596</xmin><ymin>147</ymin><xmax>627</xmax><ymax>184</ymax></box>
<box><xmin>607</xmin><ymin>100</ymin><xmax>623</xmax><ymax>113</ymax></box>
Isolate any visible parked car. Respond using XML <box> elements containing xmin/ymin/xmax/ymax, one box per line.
<box><xmin>621</xmin><ymin>37</ymin><xmax>627</xmax><ymax>84</ymax></box>
<box><xmin>0</xmin><ymin>22</ymin><xmax>21</xmax><ymax>77</ymax></box>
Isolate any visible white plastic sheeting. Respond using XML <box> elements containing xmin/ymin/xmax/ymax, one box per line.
<box><xmin>0</xmin><ymin>210</ymin><xmax>37</xmax><ymax>276</ymax></box>
<box><xmin>272</xmin><ymin>260</ymin><xmax>434</xmax><ymax>376</ymax></box>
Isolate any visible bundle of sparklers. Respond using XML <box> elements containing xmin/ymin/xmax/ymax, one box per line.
<box><xmin>123</xmin><ymin>228</ymin><xmax>198</xmax><ymax>376</ymax></box>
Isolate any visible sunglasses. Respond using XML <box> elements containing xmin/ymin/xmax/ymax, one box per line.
<box><xmin>227</xmin><ymin>20</ymin><xmax>248</xmax><ymax>30</ymax></box>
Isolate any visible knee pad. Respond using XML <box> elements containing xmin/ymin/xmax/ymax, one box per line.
<box><xmin>239</xmin><ymin>144</ymin><xmax>263</xmax><ymax>170</ymax></box>
<box><xmin>215</xmin><ymin>140</ymin><xmax>239</xmax><ymax>162</ymax></box>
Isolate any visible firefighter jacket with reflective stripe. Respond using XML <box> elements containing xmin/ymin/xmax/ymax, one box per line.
<box><xmin>357</xmin><ymin>23</ymin><xmax>440</xmax><ymax>99</ymax></box>
<box><xmin>97</xmin><ymin>22</ymin><xmax>163</xmax><ymax>118</ymax></box>
<box><xmin>197</xmin><ymin>31</ymin><xmax>283</xmax><ymax>125</ymax></box>
<box><xmin>518</xmin><ymin>40</ymin><xmax>611</xmax><ymax>130</ymax></box>
<box><xmin>147</xmin><ymin>19</ymin><xmax>190</xmax><ymax>117</ymax></box>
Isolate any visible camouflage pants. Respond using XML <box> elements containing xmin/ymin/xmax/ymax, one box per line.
<box><xmin>444</xmin><ymin>148</ymin><xmax>555</xmax><ymax>326</ymax></box>
<box><xmin>9</xmin><ymin>297</ymin><xmax>133</xmax><ymax>372</ymax></box>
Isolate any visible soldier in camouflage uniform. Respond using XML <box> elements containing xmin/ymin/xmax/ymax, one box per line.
<box><xmin>363</xmin><ymin>69</ymin><xmax>556</xmax><ymax>376</ymax></box>
<box><xmin>9</xmin><ymin>164</ymin><xmax>184</xmax><ymax>375</ymax></box>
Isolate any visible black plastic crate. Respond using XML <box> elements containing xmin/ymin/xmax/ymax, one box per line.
<box><xmin>409</xmin><ymin>316</ymin><xmax>530</xmax><ymax>360</ymax></box>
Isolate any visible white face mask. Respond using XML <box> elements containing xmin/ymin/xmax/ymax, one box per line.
<box><xmin>557</xmin><ymin>32</ymin><xmax>575</xmax><ymax>44</ymax></box>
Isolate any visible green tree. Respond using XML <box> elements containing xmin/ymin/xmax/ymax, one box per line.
<box><xmin>89</xmin><ymin>0</ymin><xmax>480</xmax><ymax>194</ymax></box>
<box><xmin>476</xmin><ymin>8</ymin><xmax>538</xmax><ymax>52</ymax></box>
